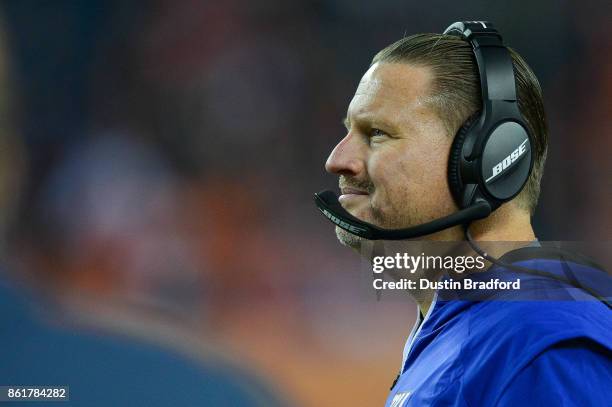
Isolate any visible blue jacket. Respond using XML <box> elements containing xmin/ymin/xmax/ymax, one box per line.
<box><xmin>385</xmin><ymin>248</ymin><xmax>612</xmax><ymax>407</ymax></box>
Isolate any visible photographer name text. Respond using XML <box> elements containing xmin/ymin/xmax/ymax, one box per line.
<box><xmin>373</xmin><ymin>278</ymin><xmax>521</xmax><ymax>291</ymax></box>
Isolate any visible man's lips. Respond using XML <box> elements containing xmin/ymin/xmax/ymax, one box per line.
<box><xmin>338</xmin><ymin>187</ymin><xmax>369</xmax><ymax>204</ymax></box>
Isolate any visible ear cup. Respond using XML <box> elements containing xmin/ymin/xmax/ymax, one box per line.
<box><xmin>447</xmin><ymin>113</ymin><xmax>479</xmax><ymax>207</ymax></box>
<box><xmin>479</xmin><ymin>121</ymin><xmax>533</xmax><ymax>202</ymax></box>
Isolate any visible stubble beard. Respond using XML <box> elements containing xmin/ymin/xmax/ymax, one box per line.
<box><xmin>336</xmin><ymin>226</ymin><xmax>364</xmax><ymax>250</ymax></box>
<box><xmin>334</xmin><ymin>183</ymin><xmax>423</xmax><ymax>250</ymax></box>
<box><xmin>335</xmin><ymin>196</ymin><xmax>419</xmax><ymax>250</ymax></box>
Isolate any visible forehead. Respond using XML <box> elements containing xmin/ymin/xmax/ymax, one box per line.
<box><xmin>347</xmin><ymin>62</ymin><xmax>434</xmax><ymax>126</ymax></box>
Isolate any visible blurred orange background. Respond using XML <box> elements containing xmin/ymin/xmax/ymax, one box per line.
<box><xmin>0</xmin><ymin>1</ymin><xmax>610</xmax><ymax>405</ymax></box>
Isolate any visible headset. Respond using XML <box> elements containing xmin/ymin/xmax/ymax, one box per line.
<box><xmin>315</xmin><ymin>21</ymin><xmax>532</xmax><ymax>240</ymax></box>
<box><xmin>314</xmin><ymin>21</ymin><xmax>611</xmax><ymax>309</ymax></box>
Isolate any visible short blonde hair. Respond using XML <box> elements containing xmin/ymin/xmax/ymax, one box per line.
<box><xmin>372</xmin><ymin>34</ymin><xmax>548</xmax><ymax>214</ymax></box>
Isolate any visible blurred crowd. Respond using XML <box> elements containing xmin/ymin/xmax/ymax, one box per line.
<box><xmin>0</xmin><ymin>1</ymin><xmax>610</xmax><ymax>406</ymax></box>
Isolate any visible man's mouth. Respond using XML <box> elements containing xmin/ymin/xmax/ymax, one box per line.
<box><xmin>339</xmin><ymin>187</ymin><xmax>369</xmax><ymax>204</ymax></box>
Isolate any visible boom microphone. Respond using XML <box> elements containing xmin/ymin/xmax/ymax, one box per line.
<box><xmin>314</xmin><ymin>190</ymin><xmax>492</xmax><ymax>240</ymax></box>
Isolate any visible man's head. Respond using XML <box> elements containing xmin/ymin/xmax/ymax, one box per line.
<box><xmin>326</xmin><ymin>33</ymin><xmax>548</xmax><ymax>249</ymax></box>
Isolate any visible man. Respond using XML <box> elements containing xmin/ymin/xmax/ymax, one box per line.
<box><xmin>320</xmin><ymin>22</ymin><xmax>611</xmax><ymax>406</ymax></box>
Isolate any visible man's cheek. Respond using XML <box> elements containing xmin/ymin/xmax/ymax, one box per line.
<box><xmin>343</xmin><ymin>197</ymin><xmax>373</xmax><ymax>221</ymax></box>
<box><xmin>369</xmin><ymin>190</ymin><xmax>390</xmax><ymax>217</ymax></box>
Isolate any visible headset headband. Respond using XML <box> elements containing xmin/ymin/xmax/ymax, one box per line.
<box><xmin>314</xmin><ymin>21</ymin><xmax>532</xmax><ymax>240</ymax></box>
<box><xmin>444</xmin><ymin>22</ymin><xmax>518</xmax><ymax>104</ymax></box>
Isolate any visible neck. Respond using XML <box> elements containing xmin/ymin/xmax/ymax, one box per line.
<box><xmin>414</xmin><ymin>203</ymin><xmax>535</xmax><ymax>316</ymax></box>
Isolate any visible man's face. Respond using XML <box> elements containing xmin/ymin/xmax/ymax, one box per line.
<box><xmin>326</xmin><ymin>62</ymin><xmax>459</xmax><ymax>248</ymax></box>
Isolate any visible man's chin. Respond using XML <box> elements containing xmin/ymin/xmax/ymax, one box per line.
<box><xmin>333</xmin><ymin>208</ymin><xmax>377</xmax><ymax>250</ymax></box>
<box><xmin>335</xmin><ymin>226</ymin><xmax>364</xmax><ymax>250</ymax></box>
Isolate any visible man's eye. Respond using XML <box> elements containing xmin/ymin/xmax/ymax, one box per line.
<box><xmin>370</xmin><ymin>128</ymin><xmax>388</xmax><ymax>139</ymax></box>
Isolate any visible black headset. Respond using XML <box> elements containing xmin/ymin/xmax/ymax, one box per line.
<box><xmin>445</xmin><ymin>21</ymin><xmax>533</xmax><ymax>214</ymax></box>
<box><xmin>314</xmin><ymin>21</ymin><xmax>611</xmax><ymax>309</ymax></box>
<box><xmin>314</xmin><ymin>21</ymin><xmax>533</xmax><ymax>240</ymax></box>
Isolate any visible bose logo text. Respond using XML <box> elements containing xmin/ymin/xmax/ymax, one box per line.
<box><xmin>321</xmin><ymin>209</ymin><xmax>365</xmax><ymax>234</ymax></box>
<box><xmin>485</xmin><ymin>139</ymin><xmax>528</xmax><ymax>183</ymax></box>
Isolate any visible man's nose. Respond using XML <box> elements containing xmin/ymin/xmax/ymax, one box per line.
<box><xmin>325</xmin><ymin>133</ymin><xmax>365</xmax><ymax>176</ymax></box>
